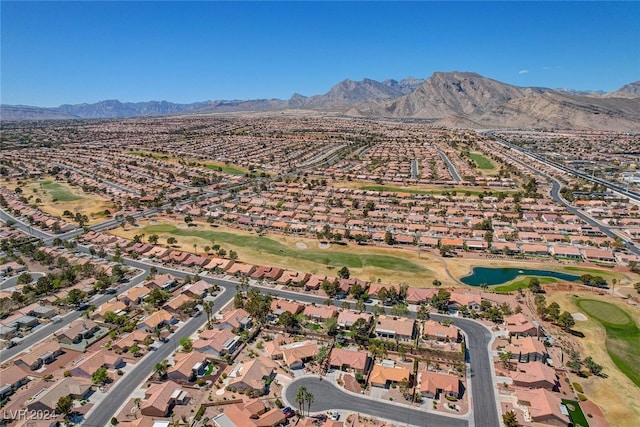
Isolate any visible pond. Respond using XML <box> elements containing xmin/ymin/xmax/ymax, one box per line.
<box><xmin>460</xmin><ymin>267</ymin><xmax>581</xmax><ymax>286</ymax></box>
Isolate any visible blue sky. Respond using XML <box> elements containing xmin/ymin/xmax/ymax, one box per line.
<box><xmin>2</xmin><ymin>1</ymin><xmax>638</xmax><ymax>106</ymax></box>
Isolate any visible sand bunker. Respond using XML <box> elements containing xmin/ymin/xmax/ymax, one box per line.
<box><xmin>572</xmin><ymin>312</ymin><xmax>588</xmax><ymax>321</ymax></box>
<box><xmin>295</xmin><ymin>242</ymin><xmax>308</xmax><ymax>249</ymax></box>
<box><xmin>318</xmin><ymin>242</ymin><xmax>330</xmax><ymax>249</ymax></box>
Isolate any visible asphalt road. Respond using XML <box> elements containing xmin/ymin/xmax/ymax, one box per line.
<box><xmin>410</xmin><ymin>159</ymin><xmax>419</xmax><ymax>179</ymax></box>
<box><xmin>82</xmin><ymin>286</ymin><xmax>234</xmax><ymax>427</ymax></box>
<box><xmin>0</xmin><ymin>269</ymin><xmax>149</xmax><ymax>363</ymax></box>
<box><xmin>437</xmin><ymin>149</ymin><xmax>462</xmax><ymax>182</ymax></box>
<box><xmin>1</xmin><ymin>209</ymin><xmax>499</xmax><ymax>426</ymax></box>
<box><xmin>285</xmin><ymin>377</ymin><xmax>468</xmax><ymax>427</ymax></box>
<box><xmin>475</xmin><ymin>137</ymin><xmax>640</xmax><ymax>258</ymax></box>
<box><xmin>0</xmin><ymin>272</ymin><xmax>45</xmax><ymax>291</ymax></box>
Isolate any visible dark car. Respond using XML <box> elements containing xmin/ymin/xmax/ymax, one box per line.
<box><xmin>282</xmin><ymin>407</ymin><xmax>294</xmax><ymax>418</ymax></box>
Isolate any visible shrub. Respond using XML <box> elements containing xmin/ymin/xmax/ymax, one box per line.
<box><xmin>194</xmin><ymin>405</ymin><xmax>205</xmax><ymax>421</ymax></box>
<box><xmin>117</xmin><ymin>369</ymin><xmax>124</xmax><ymax>376</ymax></box>
<box><xmin>577</xmin><ymin>393</ymin><xmax>587</xmax><ymax>401</ymax></box>
<box><xmin>573</xmin><ymin>382</ymin><xmax>583</xmax><ymax>393</ymax></box>
<box><xmin>196</xmin><ymin>378</ymin><xmax>206</xmax><ymax>387</ymax></box>
<box><xmin>275</xmin><ymin>399</ymin><xmax>283</xmax><ymax>408</ymax></box>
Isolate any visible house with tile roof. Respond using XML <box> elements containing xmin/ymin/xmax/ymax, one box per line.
<box><xmin>227</xmin><ymin>357</ymin><xmax>277</xmax><ymax>395</ymax></box>
<box><xmin>515</xmin><ymin>388</ymin><xmax>569</xmax><ymax>426</ymax></box>
<box><xmin>140</xmin><ymin>381</ymin><xmax>188</xmax><ymax>417</ymax></box>
<box><xmin>368</xmin><ymin>365</ymin><xmax>410</xmax><ymax>389</ymax></box>
<box><xmin>419</xmin><ymin>370</ymin><xmax>461</xmax><ymax>399</ymax></box>
<box><xmin>374</xmin><ymin>316</ymin><xmax>415</xmax><ymax>341</ymax></box>
<box><xmin>214</xmin><ymin>399</ymin><xmax>286</xmax><ymax>427</ymax></box>
<box><xmin>167</xmin><ymin>351</ymin><xmax>210</xmax><ymax>383</ymax></box>
<box><xmin>328</xmin><ymin>348</ymin><xmax>370</xmax><ymax>374</ymax></box>
<box><xmin>504</xmin><ymin>313</ymin><xmax>538</xmax><ymax>337</ymax></box>
<box><xmin>511</xmin><ymin>362</ymin><xmax>559</xmax><ymax>391</ymax></box>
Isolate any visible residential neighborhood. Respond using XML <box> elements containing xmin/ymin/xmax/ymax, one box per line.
<box><xmin>0</xmin><ymin>116</ymin><xmax>638</xmax><ymax>427</ymax></box>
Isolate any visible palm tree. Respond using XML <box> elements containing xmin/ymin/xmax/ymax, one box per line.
<box><xmin>304</xmin><ymin>389</ymin><xmax>314</xmax><ymax>416</ymax></box>
<box><xmin>295</xmin><ymin>385</ymin><xmax>307</xmax><ymax>416</ymax></box>
<box><xmin>193</xmin><ymin>243</ymin><xmax>198</xmax><ymax>255</ymax></box>
<box><xmin>203</xmin><ymin>301</ymin><xmax>214</xmax><ymax>329</ymax></box>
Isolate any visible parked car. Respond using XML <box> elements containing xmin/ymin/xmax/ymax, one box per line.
<box><xmin>282</xmin><ymin>407</ymin><xmax>294</xmax><ymax>418</ymax></box>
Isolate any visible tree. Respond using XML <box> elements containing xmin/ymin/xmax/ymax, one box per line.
<box><xmin>431</xmin><ymin>289</ymin><xmax>451</xmax><ymax>312</ymax></box>
<box><xmin>350</xmin><ymin>318</ymin><xmax>370</xmax><ymax>342</ymax></box>
<box><xmin>56</xmin><ymin>395</ymin><xmax>73</xmax><ymax>419</ymax></box>
<box><xmin>203</xmin><ymin>300</ymin><xmax>215</xmax><ymax>329</ymax></box>
<box><xmin>92</xmin><ymin>367</ymin><xmax>109</xmax><ymax>385</ymax></box>
<box><xmin>417</xmin><ymin>303</ymin><xmax>430</xmax><ymax>320</ymax></box>
<box><xmin>279</xmin><ymin>311</ymin><xmax>299</xmax><ymax>332</ymax></box>
<box><xmin>503</xmin><ymin>410</ymin><xmax>519</xmax><ymax>427</ymax></box>
<box><xmin>350</xmin><ymin>283</ymin><xmax>365</xmax><ymax>300</ymax></box>
<box><xmin>338</xmin><ymin>266</ymin><xmax>350</xmax><ymax>279</ymax></box>
<box><xmin>584</xmin><ymin>356</ymin><xmax>603</xmax><ymax>376</ymax></box>
<box><xmin>304</xmin><ymin>389</ymin><xmax>314</xmax><ymax>416</ymax></box>
<box><xmin>66</xmin><ymin>288</ymin><xmax>87</xmax><ymax>307</ymax></box>
<box><xmin>154</xmin><ymin>360</ymin><xmax>169</xmax><ymax>379</ymax></box>
<box><xmin>325</xmin><ymin>317</ymin><xmax>339</xmax><ymax>336</ymax></box>
<box><xmin>534</xmin><ymin>294</ymin><xmax>547</xmax><ymax>317</ymax></box>
<box><xmin>244</xmin><ymin>288</ymin><xmax>272</xmax><ymax>323</ymax></box>
<box><xmin>432</xmin><ymin>279</ymin><xmax>442</xmax><ymax>288</ymax></box>
<box><xmin>295</xmin><ymin>386</ymin><xmax>307</xmax><ymax>416</ymax></box>
<box><xmin>390</xmin><ymin>303</ymin><xmax>409</xmax><ymax>316</ymax></box>
<box><xmin>384</xmin><ymin>231</ymin><xmax>394</xmax><ymax>245</ymax></box>
<box><xmin>528</xmin><ymin>277</ymin><xmax>541</xmax><ymax>293</ymax></box>
<box><xmin>17</xmin><ymin>272</ymin><xmax>33</xmax><ymax>285</ymax></box>
<box><xmin>566</xmin><ymin>349</ymin><xmax>582</xmax><ymax>373</ymax></box>
<box><xmin>558</xmin><ymin>311</ymin><xmax>575</xmax><ymax>330</ymax></box>
<box><xmin>167</xmin><ymin>237</ymin><xmax>177</xmax><ymax>246</ymax></box>
<box><xmin>545</xmin><ymin>302</ymin><xmax>561</xmax><ymax>322</ymax></box>
<box><xmin>399</xmin><ymin>378</ymin><xmax>411</xmax><ymax>400</ymax></box>
<box><xmin>499</xmin><ymin>351</ymin><xmax>514</xmax><ymax>370</ymax></box>
<box><xmin>129</xmin><ymin>344</ymin><xmax>140</xmax><ymax>356</ymax></box>
<box><xmin>148</xmin><ymin>234</ymin><xmax>159</xmax><ymax>245</ymax></box>
<box><xmin>321</xmin><ymin>279</ymin><xmax>340</xmax><ymax>298</ymax></box>
<box><xmin>180</xmin><ymin>337</ymin><xmax>193</xmax><ymax>352</ymax></box>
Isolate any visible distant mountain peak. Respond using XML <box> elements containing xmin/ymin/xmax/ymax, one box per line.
<box><xmin>2</xmin><ymin>72</ymin><xmax>639</xmax><ymax>131</ymax></box>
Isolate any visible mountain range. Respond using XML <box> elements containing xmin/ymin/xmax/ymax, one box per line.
<box><xmin>2</xmin><ymin>72</ymin><xmax>639</xmax><ymax>131</ymax></box>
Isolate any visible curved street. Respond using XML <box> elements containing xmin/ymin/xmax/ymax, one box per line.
<box><xmin>1</xmin><ymin>207</ymin><xmax>499</xmax><ymax>427</ymax></box>
<box><xmin>284</xmin><ymin>377</ymin><xmax>468</xmax><ymax>427</ymax></box>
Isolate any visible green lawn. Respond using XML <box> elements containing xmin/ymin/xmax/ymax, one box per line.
<box><xmin>494</xmin><ymin>276</ymin><xmax>557</xmax><ymax>292</ymax></box>
<box><xmin>39</xmin><ymin>180</ymin><xmax>83</xmax><ymax>201</ymax></box>
<box><xmin>143</xmin><ymin>224</ymin><xmax>426</xmax><ymax>273</ymax></box>
<box><xmin>129</xmin><ymin>151</ymin><xmax>247</xmax><ymax>175</ymax></box>
<box><xmin>203</xmin><ymin>163</ymin><xmax>247</xmax><ymax>175</ymax></box>
<box><xmin>561</xmin><ymin>399</ymin><xmax>589</xmax><ymax>427</ymax></box>
<box><xmin>468</xmin><ymin>152</ymin><xmax>495</xmax><ymax>170</ymax></box>
<box><xmin>575</xmin><ymin>298</ymin><xmax>640</xmax><ymax>387</ymax></box>
<box><xmin>563</xmin><ymin>266</ymin><xmax>619</xmax><ymax>281</ymax></box>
